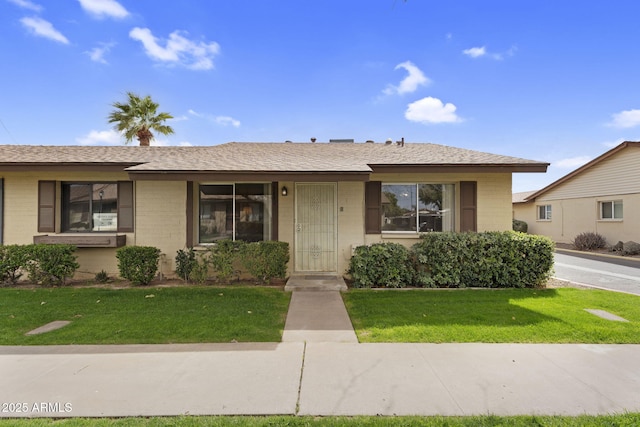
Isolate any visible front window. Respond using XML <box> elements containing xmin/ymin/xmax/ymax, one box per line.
<box><xmin>199</xmin><ymin>183</ymin><xmax>272</xmax><ymax>243</ymax></box>
<box><xmin>600</xmin><ymin>200</ymin><xmax>623</xmax><ymax>220</ymax></box>
<box><xmin>62</xmin><ymin>183</ymin><xmax>118</xmax><ymax>232</ymax></box>
<box><xmin>382</xmin><ymin>183</ymin><xmax>455</xmax><ymax>232</ymax></box>
<box><xmin>537</xmin><ymin>204</ymin><xmax>552</xmax><ymax>220</ymax></box>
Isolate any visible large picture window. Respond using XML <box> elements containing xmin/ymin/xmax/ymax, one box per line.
<box><xmin>199</xmin><ymin>183</ymin><xmax>272</xmax><ymax>243</ymax></box>
<box><xmin>62</xmin><ymin>183</ymin><xmax>119</xmax><ymax>232</ymax></box>
<box><xmin>382</xmin><ymin>183</ymin><xmax>455</xmax><ymax>232</ymax></box>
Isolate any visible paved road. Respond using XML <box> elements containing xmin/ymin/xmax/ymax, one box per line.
<box><xmin>554</xmin><ymin>251</ymin><xmax>640</xmax><ymax>295</ymax></box>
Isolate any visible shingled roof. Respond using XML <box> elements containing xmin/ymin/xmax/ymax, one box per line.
<box><xmin>0</xmin><ymin>141</ymin><xmax>548</xmax><ymax>175</ymax></box>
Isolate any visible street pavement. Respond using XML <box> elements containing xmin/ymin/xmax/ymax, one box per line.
<box><xmin>554</xmin><ymin>250</ymin><xmax>640</xmax><ymax>295</ymax></box>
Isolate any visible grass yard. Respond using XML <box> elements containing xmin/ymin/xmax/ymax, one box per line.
<box><xmin>2</xmin><ymin>414</ymin><xmax>640</xmax><ymax>426</ymax></box>
<box><xmin>344</xmin><ymin>287</ymin><xmax>640</xmax><ymax>343</ymax></box>
<box><xmin>0</xmin><ymin>286</ymin><xmax>290</xmax><ymax>345</ymax></box>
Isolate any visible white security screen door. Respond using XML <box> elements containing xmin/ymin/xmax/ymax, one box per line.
<box><xmin>295</xmin><ymin>183</ymin><xmax>337</xmax><ymax>272</ymax></box>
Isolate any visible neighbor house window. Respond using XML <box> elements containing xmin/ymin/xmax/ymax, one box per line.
<box><xmin>62</xmin><ymin>183</ymin><xmax>119</xmax><ymax>232</ymax></box>
<box><xmin>199</xmin><ymin>183</ymin><xmax>272</xmax><ymax>243</ymax></box>
<box><xmin>537</xmin><ymin>204</ymin><xmax>552</xmax><ymax>221</ymax></box>
<box><xmin>381</xmin><ymin>183</ymin><xmax>455</xmax><ymax>232</ymax></box>
<box><xmin>599</xmin><ymin>200</ymin><xmax>623</xmax><ymax>220</ymax></box>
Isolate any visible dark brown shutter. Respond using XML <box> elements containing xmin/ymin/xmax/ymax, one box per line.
<box><xmin>460</xmin><ymin>181</ymin><xmax>477</xmax><ymax>232</ymax></box>
<box><xmin>365</xmin><ymin>181</ymin><xmax>382</xmax><ymax>234</ymax></box>
<box><xmin>117</xmin><ymin>181</ymin><xmax>134</xmax><ymax>232</ymax></box>
<box><xmin>38</xmin><ymin>181</ymin><xmax>56</xmax><ymax>232</ymax></box>
<box><xmin>271</xmin><ymin>182</ymin><xmax>279</xmax><ymax>241</ymax></box>
<box><xmin>186</xmin><ymin>181</ymin><xmax>194</xmax><ymax>247</ymax></box>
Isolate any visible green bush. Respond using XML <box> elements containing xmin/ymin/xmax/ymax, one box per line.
<box><xmin>209</xmin><ymin>240</ymin><xmax>244</xmax><ymax>282</ymax></box>
<box><xmin>116</xmin><ymin>246</ymin><xmax>160</xmax><ymax>285</ymax></box>
<box><xmin>95</xmin><ymin>270</ymin><xmax>109</xmax><ymax>283</ymax></box>
<box><xmin>348</xmin><ymin>243</ymin><xmax>414</xmax><ymax>288</ymax></box>
<box><xmin>412</xmin><ymin>232</ymin><xmax>554</xmax><ymax>288</ymax></box>
<box><xmin>189</xmin><ymin>252</ymin><xmax>210</xmax><ymax>285</ymax></box>
<box><xmin>24</xmin><ymin>244</ymin><xmax>80</xmax><ymax>286</ymax></box>
<box><xmin>572</xmin><ymin>232</ymin><xmax>607</xmax><ymax>251</ymax></box>
<box><xmin>175</xmin><ymin>248</ymin><xmax>198</xmax><ymax>281</ymax></box>
<box><xmin>512</xmin><ymin>219</ymin><xmax>528</xmax><ymax>233</ymax></box>
<box><xmin>241</xmin><ymin>241</ymin><xmax>290</xmax><ymax>283</ymax></box>
<box><xmin>0</xmin><ymin>244</ymin><xmax>29</xmax><ymax>286</ymax></box>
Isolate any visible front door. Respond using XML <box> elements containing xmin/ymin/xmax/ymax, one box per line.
<box><xmin>295</xmin><ymin>183</ymin><xmax>337</xmax><ymax>272</ymax></box>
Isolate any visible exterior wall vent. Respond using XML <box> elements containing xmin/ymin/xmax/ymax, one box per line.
<box><xmin>329</xmin><ymin>139</ymin><xmax>355</xmax><ymax>143</ymax></box>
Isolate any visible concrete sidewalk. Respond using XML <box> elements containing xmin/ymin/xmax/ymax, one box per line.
<box><xmin>1</xmin><ymin>343</ymin><xmax>640</xmax><ymax>417</ymax></box>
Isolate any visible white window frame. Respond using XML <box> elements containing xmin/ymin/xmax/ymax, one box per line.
<box><xmin>599</xmin><ymin>200</ymin><xmax>623</xmax><ymax>221</ymax></box>
<box><xmin>537</xmin><ymin>204</ymin><xmax>552</xmax><ymax>221</ymax></box>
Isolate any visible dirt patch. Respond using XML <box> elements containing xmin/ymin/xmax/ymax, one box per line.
<box><xmin>555</xmin><ymin>242</ymin><xmax>640</xmax><ymax>259</ymax></box>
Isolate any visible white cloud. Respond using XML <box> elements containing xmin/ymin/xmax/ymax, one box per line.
<box><xmin>463</xmin><ymin>45</ymin><xmax>515</xmax><ymax>60</ymax></box>
<box><xmin>77</xmin><ymin>0</ymin><xmax>129</xmax><ymax>19</ymax></box>
<box><xmin>76</xmin><ymin>129</ymin><xmax>121</xmax><ymax>145</ymax></box>
<box><xmin>405</xmin><ymin>97</ymin><xmax>462</xmax><ymax>124</ymax></box>
<box><xmin>608</xmin><ymin>109</ymin><xmax>640</xmax><ymax>128</ymax></box>
<box><xmin>20</xmin><ymin>16</ymin><xmax>69</xmax><ymax>44</ymax></box>
<box><xmin>383</xmin><ymin>61</ymin><xmax>430</xmax><ymax>95</ymax></box>
<box><xmin>189</xmin><ymin>109</ymin><xmax>240</xmax><ymax>127</ymax></box>
<box><xmin>554</xmin><ymin>156</ymin><xmax>591</xmax><ymax>169</ymax></box>
<box><xmin>85</xmin><ymin>42</ymin><xmax>115</xmax><ymax>64</ymax></box>
<box><xmin>463</xmin><ymin>46</ymin><xmax>486</xmax><ymax>58</ymax></box>
<box><xmin>7</xmin><ymin>0</ymin><xmax>42</xmax><ymax>12</ymax></box>
<box><xmin>129</xmin><ymin>27</ymin><xmax>220</xmax><ymax>70</ymax></box>
<box><xmin>215</xmin><ymin>116</ymin><xmax>241</xmax><ymax>127</ymax></box>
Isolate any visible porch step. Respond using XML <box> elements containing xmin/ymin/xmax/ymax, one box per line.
<box><xmin>284</xmin><ymin>275</ymin><xmax>348</xmax><ymax>292</ymax></box>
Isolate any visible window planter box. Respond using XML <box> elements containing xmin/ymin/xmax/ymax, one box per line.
<box><xmin>33</xmin><ymin>234</ymin><xmax>126</xmax><ymax>248</ymax></box>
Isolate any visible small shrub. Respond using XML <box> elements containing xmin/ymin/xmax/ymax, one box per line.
<box><xmin>116</xmin><ymin>246</ymin><xmax>160</xmax><ymax>285</ymax></box>
<box><xmin>0</xmin><ymin>245</ymin><xmax>29</xmax><ymax>286</ymax></box>
<box><xmin>95</xmin><ymin>270</ymin><xmax>109</xmax><ymax>283</ymax></box>
<box><xmin>348</xmin><ymin>243</ymin><xmax>414</xmax><ymax>288</ymax></box>
<box><xmin>241</xmin><ymin>241</ymin><xmax>289</xmax><ymax>283</ymax></box>
<box><xmin>209</xmin><ymin>240</ymin><xmax>244</xmax><ymax>282</ymax></box>
<box><xmin>189</xmin><ymin>252</ymin><xmax>210</xmax><ymax>285</ymax></box>
<box><xmin>512</xmin><ymin>219</ymin><xmax>528</xmax><ymax>233</ymax></box>
<box><xmin>24</xmin><ymin>244</ymin><xmax>80</xmax><ymax>286</ymax></box>
<box><xmin>572</xmin><ymin>232</ymin><xmax>607</xmax><ymax>251</ymax></box>
<box><xmin>175</xmin><ymin>248</ymin><xmax>197</xmax><ymax>281</ymax></box>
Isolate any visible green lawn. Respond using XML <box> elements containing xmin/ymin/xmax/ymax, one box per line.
<box><xmin>2</xmin><ymin>414</ymin><xmax>640</xmax><ymax>426</ymax></box>
<box><xmin>0</xmin><ymin>286</ymin><xmax>290</xmax><ymax>345</ymax></box>
<box><xmin>344</xmin><ymin>288</ymin><xmax>640</xmax><ymax>343</ymax></box>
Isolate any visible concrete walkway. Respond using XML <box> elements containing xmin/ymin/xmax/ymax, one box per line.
<box><xmin>1</xmin><ymin>343</ymin><xmax>640</xmax><ymax>417</ymax></box>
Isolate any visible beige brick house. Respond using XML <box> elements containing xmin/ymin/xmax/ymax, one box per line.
<box><xmin>0</xmin><ymin>140</ymin><xmax>547</xmax><ymax>278</ymax></box>
<box><xmin>513</xmin><ymin>141</ymin><xmax>640</xmax><ymax>245</ymax></box>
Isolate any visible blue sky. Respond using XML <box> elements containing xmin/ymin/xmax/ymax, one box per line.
<box><xmin>1</xmin><ymin>0</ymin><xmax>640</xmax><ymax>192</ymax></box>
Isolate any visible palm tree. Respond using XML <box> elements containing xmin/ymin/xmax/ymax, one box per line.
<box><xmin>108</xmin><ymin>92</ymin><xmax>174</xmax><ymax>146</ymax></box>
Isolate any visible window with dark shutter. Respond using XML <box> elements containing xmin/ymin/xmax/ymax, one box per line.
<box><xmin>365</xmin><ymin>181</ymin><xmax>382</xmax><ymax>234</ymax></box>
<box><xmin>38</xmin><ymin>181</ymin><xmax>56</xmax><ymax>232</ymax></box>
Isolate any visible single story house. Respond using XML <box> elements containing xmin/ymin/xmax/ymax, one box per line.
<box><xmin>513</xmin><ymin>141</ymin><xmax>640</xmax><ymax>245</ymax></box>
<box><xmin>0</xmin><ymin>140</ymin><xmax>548</xmax><ymax>278</ymax></box>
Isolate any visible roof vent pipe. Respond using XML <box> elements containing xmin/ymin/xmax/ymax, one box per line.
<box><xmin>396</xmin><ymin>137</ymin><xmax>405</xmax><ymax>147</ymax></box>
<box><xmin>311</xmin><ymin>137</ymin><xmax>316</xmax><ymax>143</ymax></box>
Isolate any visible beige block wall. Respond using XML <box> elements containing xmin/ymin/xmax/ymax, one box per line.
<box><xmin>134</xmin><ymin>180</ymin><xmax>187</xmax><ymax>277</ymax></box>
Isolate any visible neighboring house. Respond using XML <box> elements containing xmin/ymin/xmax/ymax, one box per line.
<box><xmin>0</xmin><ymin>140</ymin><xmax>548</xmax><ymax>278</ymax></box>
<box><xmin>513</xmin><ymin>141</ymin><xmax>640</xmax><ymax>245</ymax></box>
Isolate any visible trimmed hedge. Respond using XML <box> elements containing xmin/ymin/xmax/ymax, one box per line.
<box><xmin>0</xmin><ymin>244</ymin><xmax>79</xmax><ymax>286</ymax></box>
<box><xmin>348</xmin><ymin>243</ymin><xmax>415</xmax><ymax>288</ymax></box>
<box><xmin>175</xmin><ymin>240</ymin><xmax>290</xmax><ymax>284</ymax></box>
<box><xmin>116</xmin><ymin>246</ymin><xmax>161</xmax><ymax>286</ymax></box>
<box><xmin>348</xmin><ymin>232</ymin><xmax>554</xmax><ymax>288</ymax></box>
